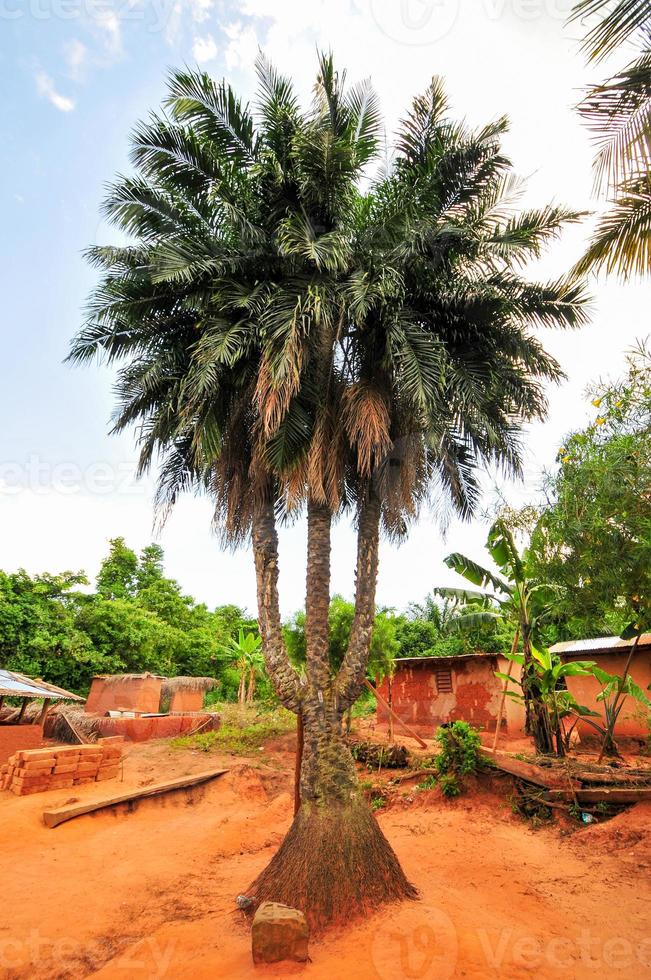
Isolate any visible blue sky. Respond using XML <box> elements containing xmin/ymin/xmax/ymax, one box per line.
<box><xmin>1</xmin><ymin>0</ymin><xmax>648</xmax><ymax>615</ymax></box>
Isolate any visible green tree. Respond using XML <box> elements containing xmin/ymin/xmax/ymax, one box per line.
<box><xmin>533</xmin><ymin>342</ymin><xmax>651</xmax><ymax>755</ymax></box>
<box><xmin>69</xmin><ymin>56</ymin><xmax>588</xmax><ymax>927</ymax></box>
<box><xmin>534</xmin><ymin>342</ymin><xmax>650</xmax><ymax>638</ymax></box>
<box><xmin>0</xmin><ymin>569</ymin><xmax>99</xmax><ymax>690</ymax></box>
<box><xmin>96</xmin><ymin>538</ymin><xmax>138</xmax><ymax>600</ymax></box>
<box><xmin>571</xmin><ymin>0</ymin><xmax>651</xmax><ymax>277</ymax></box>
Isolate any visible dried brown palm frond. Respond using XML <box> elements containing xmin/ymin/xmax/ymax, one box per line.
<box><xmin>341</xmin><ymin>382</ymin><xmax>392</xmax><ymax>477</ymax></box>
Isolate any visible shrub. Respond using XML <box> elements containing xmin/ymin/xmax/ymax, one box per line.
<box><xmin>416</xmin><ymin>775</ymin><xmax>438</xmax><ymax>791</ymax></box>
<box><xmin>439</xmin><ymin>774</ymin><xmax>461</xmax><ymax>799</ymax></box>
<box><xmin>435</xmin><ymin>721</ymin><xmax>482</xmax><ymax>777</ymax></box>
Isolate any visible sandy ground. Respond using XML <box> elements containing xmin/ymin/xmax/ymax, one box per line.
<box><xmin>1</xmin><ymin>733</ymin><xmax>650</xmax><ymax>980</ymax></box>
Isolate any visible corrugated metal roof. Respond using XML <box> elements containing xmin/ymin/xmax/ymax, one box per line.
<box><xmin>0</xmin><ymin>670</ymin><xmax>83</xmax><ymax>701</ymax></box>
<box><xmin>550</xmin><ymin>634</ymin><xmax>651</xmax><ymax>656</ymax></box>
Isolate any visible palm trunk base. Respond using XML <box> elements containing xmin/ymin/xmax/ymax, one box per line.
<box><xmin>246</xmin><ymin>799</ymin><xmax>418</xmax><ymax>932</ymax></box>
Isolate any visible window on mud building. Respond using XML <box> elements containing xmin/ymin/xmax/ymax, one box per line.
<box><xmin>434</xmin><ymin>667</ymin><xmax>453</xmax><ymax>694</ymax></box>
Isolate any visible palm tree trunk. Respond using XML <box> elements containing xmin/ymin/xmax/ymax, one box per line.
<box><xmin>252</xmin><ymin>496</ymin><xmax>301</xmax><ymax>711</ymax></box>
<box><xmin>294</xmin><ymin>710</ymin><xmax>303</xmax><ymax>816</ymax></box>
<box><xmin>247</xmin><ymin>489</ymin><xmax>416</xmax><ymax>931</ymax></box>
<box><xmin>247</xmin><ymin>699</ymin><xmax>417</xmax><ymax>930</ymax></box>
<box><xmin>336</xmin><ymin>489</ymin><xmax>381</xmax><ymax>709</ymax></box>
<box><xmin>305</xmin><ymin>500</ymin><xmax>332</xmax><ymax>690</ymax></box>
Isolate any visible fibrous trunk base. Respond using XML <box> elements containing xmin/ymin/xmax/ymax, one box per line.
<box><xmin>246</xmin><ymin>799</ymin><xmax>418</xmax><ymax>932</ymax></box>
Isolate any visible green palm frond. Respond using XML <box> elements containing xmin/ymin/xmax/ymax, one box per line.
<box><xmin>573</xmin><ymin>176</ymin><xmax>651</xmax><ymax>278</ymax></box>
<box><xmin>578</xmin><ymin>51</ymin><xmax>651</xmax><ymax>190</ymax></box>
<box><xmin>166</xmin><ymin>69</ymin><xmax>258</xmax><ymax>164</ymax></box>
<box><xmin>570</xmin><ymin>0</ymin><xmax>651</xmax><ymax>62</ymax></box>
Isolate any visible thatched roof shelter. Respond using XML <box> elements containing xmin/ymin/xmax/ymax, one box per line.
<box><xmin>160</xmin><ymin>676</ymin><xmax>218</xmax><ymax>699</ymax></box>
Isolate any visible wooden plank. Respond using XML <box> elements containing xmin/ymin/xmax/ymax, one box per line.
<box><xmin>481</xmin><ymin>749</ymin><xmax>581</xmax><ymax>791</ymax></box>
<box><xmin>546</xmin><ymin>787</ymin><xmax>651</xmax><ymax>805</ymax></box>
<box><xmin>573</xmin><ymin>770</ymin><xmax>651</xmax><ymax>786</ymax></box>
<box><xmin>42</xmin><ymin>767</ymin><xmax>229</xmax><ymax>828</ymax></box>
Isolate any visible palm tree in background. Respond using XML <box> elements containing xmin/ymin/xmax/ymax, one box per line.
<box><xmin>571</xmin><ymin>0</ymin><xmax>651</xmax><ymax>277</ymax></box>
<box><xmin>69</xmin><ymin>55</ymin><xmax>589</xmax><ymax>928</ymax></box>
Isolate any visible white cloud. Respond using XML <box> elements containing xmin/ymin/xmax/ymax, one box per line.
<box><xmin>224</xmin><ymin>21</ymin><xmax>259</xmax><ymax>71</ymax></box>
<box><xmin>165</xmin><ymin>0</ymin><xmax>214</xmax><ymax>45</ymax></box>
<box><xmin>65</xmin><ymin>40</ymin><xmax>88</xmax><ymax>81</ymax></box>
<box><xmin>192</xmin><ymin>33</ymin><xmax>218</xmax><ymax>63</ymax></box>
<box><xmin>190</xmin><ymin>0</ymin><xmax>214</xmax><ymax>23</ymax></box>
<box><xmin>95</xmin><ymin>9</ymin><xmax>122</xmax><ymax>57</ymax></box>
<box><xmin>35</xmin><ymin>72</ymin><xmax>75</xmax><ymax>113</ymax></box>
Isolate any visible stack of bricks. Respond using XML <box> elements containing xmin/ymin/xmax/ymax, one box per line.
<box><xmin>1</xmin><ymin>741</ymin><xmax>123</xmax><ymax>796</ymax></box>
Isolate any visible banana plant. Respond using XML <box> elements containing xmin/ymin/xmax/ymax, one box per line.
<box><xmin>437</xmin><ymin>518</ymin><xmax>564</xmax><ymax>753</ymax></box>
<box><xmin>220</xmin><ymin>629</ymin><xmax>264</xmax><ymax>704</ymax></box>
<box><xmin>497</xmin><ymin>645</ymin><xmax>601</xmax><ymax>756</ymax></box>
<box><xmin>592</xmin><ymin>665</ymin><xmax>651</xmax><ymax>761</ymax></box>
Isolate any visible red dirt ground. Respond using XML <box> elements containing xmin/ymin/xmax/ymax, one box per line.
<box><xmin>1</xmin><ymin>733</ymin><xmax>650</xmax><ymax>980</ymax></box>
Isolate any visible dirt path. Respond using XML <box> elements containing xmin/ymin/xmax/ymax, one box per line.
<box><xmin>0</xmin><ymin>740</ymin><xmax>649</xmax><ymax>980</ymax></box>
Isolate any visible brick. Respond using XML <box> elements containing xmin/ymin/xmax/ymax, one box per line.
<box><xmin>15</xmin><ymin>749</ymin><xmax>54</xmax><ymax>764</ymax></box>
<box><xmin>73</xmin><ymin>776</ymin><xmax>95</xmax><ymax>785</ymax></box>
<box><xmin>53</xmin><ymin>762</ymin><xmax>78</xmax><ymax>775</ymax></box>
<box><xmin>77</xmin><ymin>745</ymin><xmax>103</xmax><ymax>755</ymax></box>
<box><xmin>48</xmin><ymin>776</ymin><xmax>74</xmax><ymax>789</ymax></box>
<box><xmin>99</xmin><ymin>759</ymin><xmax>121</xmax><ymax>771</ymax></box>
<box><xmin>12</xmin><ymin>782</ymin><xmax>49</xmax><ymax>796</ymax></box>
<box><xmin>100</xmin><ymin>747</ymin><xmax>122</xmax><ymax>760</ymax></box>
<box><xmin>76</xmin><ymin>762</ymin><xmax>100</xmax><ymax>775</ymax></box>
<box><xmin>20</xmin><ymin>760</ymin><xmax>54</xmax><ymax>773</ymax></box>
<box><xmin>96</xmin><ymin>767</ymin><xmax>120</xmax><ymax>781</ymax></box>
<box><xmin>16</xmin><ymin>749</ymin><xmax>55</xmax><ymax>763</ymax></box>
<box><xmin>98</xmin><ymin>736</ymin><xmax>125</xmax><ymax>745</ymax></box>
<box><xmin>53</xmin><ymin>746</ymin><xmax>82</xmax><ymax>759</ymax></box>
<box><xmin>12</xmin><ymin>771</ymin><xmax>52</xmax><ymax>785</ymax></box>
<box><xmin>11</xmin><ymin>779</ymin><xmax>50</xmax><ymax>790</ymax></box>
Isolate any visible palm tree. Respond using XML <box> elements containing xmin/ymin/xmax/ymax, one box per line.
<box><xmin>439</xmin><ymin>519</ymin><xmax>563</xmax><ymax>753</ymax></box>
<box><xmin>570</xmin><ymin>0</ymin><xmax>651</xmax><ymax>277</ymax></box>
<box><xmin>69</xmin><ymin>55</ymin><xmax>588</xmax><ymax>929</ymax></box>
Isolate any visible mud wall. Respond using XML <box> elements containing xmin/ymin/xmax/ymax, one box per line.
<box><xmin>169</xmin><ymin>689</ymin><xmax>204</xmax><ymax>713</ymax></box>
<box><xmin>564</xmin><ymin>651</ymin><xmax>651</xmax><ymax>738</ymax></box>
<box><xmin>85</xmin><ymin>676</ymin><xmax>163</xmax><ymax>715</ymax></box>
<box><xmin>376</xmin><ymin>657</ymin><xmax>503</xmax><ymax>736</ymax></box>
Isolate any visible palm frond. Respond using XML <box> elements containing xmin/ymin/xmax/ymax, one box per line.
<box><xmin>570</xmin><ymin>0</ymin><xmax>651</xmax><ymax>62</ymax></box>
<box><xmin>573</xmin><ymin>176</ymin><xmax>651</xmax><ymax>278</ymax></box>
<box><xmin>578</xmin><ymin>50</ymin><xmax>651</xmax><ymax>190</ymax></box>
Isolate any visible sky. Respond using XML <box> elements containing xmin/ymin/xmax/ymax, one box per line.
<box><xmin>0</xmin><ymin>0</ymin><xmax>648</xmax><ymax>617</ymax></box>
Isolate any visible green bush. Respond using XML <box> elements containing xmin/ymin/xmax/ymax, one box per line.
<box><xmin>435</xmin><ymin>721</ymin><xmax>482</xmax><ymax>777</ymax></box>
<box><xmin>439</xmin><ymin>773</ymin><xmax>462</xmax><ymax>798</ymax></box>
<box><xmin>416</xmin><ymin>775</ymin><xmax>438</xmax><ymax>791</ymax></box>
